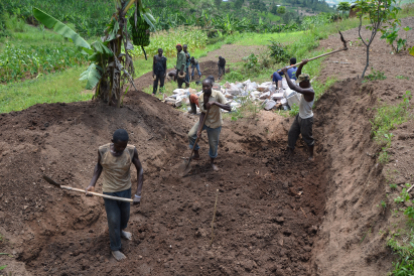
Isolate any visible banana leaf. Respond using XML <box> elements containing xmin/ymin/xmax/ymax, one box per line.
<box><xmin>79</xmin><ymin>63</ymin><xmax>103</xmax><ymax>90</ymax></box>
<box><xmin>33</xmin><ymin>7</ymin><xmax>91</xmax><ymax>50</ymax></box>
<box><xmin>92</xmin><ymin>41</ymin><xmax>113</xmax><ymax>56</ymax></box>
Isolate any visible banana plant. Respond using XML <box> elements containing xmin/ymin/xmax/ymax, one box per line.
<box><xmin>33</xmin><ymin>0</ymin><xmax>155</xmax><ymax>107</ymax></box>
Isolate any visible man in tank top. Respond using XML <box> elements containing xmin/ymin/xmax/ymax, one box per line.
<box><xmin>281</xmin><ymin>59</ymin><xmax>315</xmax><ymax>161</ymax></box>
<box><xmin>85</xmin><ymin>129</ymin><xmax>144</xmax><ymax>261</ymax></box>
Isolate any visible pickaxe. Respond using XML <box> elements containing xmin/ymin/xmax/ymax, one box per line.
<box><xmin>278</xmin><ymin>31</ymin><xmax>348</xmax><ymax>73</ymax></box>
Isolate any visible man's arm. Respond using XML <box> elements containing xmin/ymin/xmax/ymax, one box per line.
<box><xmin>132</xmin><ymin>148</ymin><xmax>144</xmax><ymax>205</ymax></box>
<box><xmin>282</xmin><ymin>67</ymin><xmax>314</xmax><ymax>97</ymax></box>
<box><xmin>206</xmin><ymin>93</ymin><xmax>231</xmax><ymax>112</ymax></box>
<box><xmin>197</xmin><ymin>112</ymin><xmax>205</xmax><ymax>138</ymax></box>
<box><xmin>153</xmin><ymin>56</ymin><xmax>156</xmax><ymax>76</ymax></box>
<box><xmin>86</xmin><ymin>152</ymin><xmax>103</xmax><ymax>194</ymax></box>
<box><xmin>295</xmin><ymin>59</ymin><xmax>308</xmax><ymax>77</ymax></box>
<box><xmin>163</xmin><ymin>58</ymin><xmax>167</xmax><ymax>77</ymax></box>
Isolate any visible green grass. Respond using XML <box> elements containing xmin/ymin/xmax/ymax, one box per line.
<box><xmin>0</xmin><ymin>66</ymin><xmax>90</xmax><ymax>113</ymax></box>
<box><xmin>370</xmin><ymin>90</ymin><xmax>412</xmax><ymax>164</ymax></box>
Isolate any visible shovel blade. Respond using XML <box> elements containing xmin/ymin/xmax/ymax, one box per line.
<box><xmin>180</xmin><ymin>158</ymin><xmax>193</xmax><ymax>177</ymax></box>
<box><xmin>43</xmin><ymin>175</ymin><xmax>62</xmax><ymax>188</ymax></box>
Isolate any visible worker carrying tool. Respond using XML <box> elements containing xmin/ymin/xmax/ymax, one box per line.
<box><xmin>187</xmin><ymin>78</ymin><xmax>231</xmax><ymax>171</ymax></box>
<box><xmin>85</xmin><ymin>129</ymin><xmax>144</xmax><ymax>261</ymax></box>
<box><xmin>281</xmin><ymin>59</ymin><xmax>316</xmax><ymax>161</ymax></box>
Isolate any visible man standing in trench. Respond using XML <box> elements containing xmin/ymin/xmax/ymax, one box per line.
<box><xmin>281</xmin><ymin>59</ymin><xmax>315</xmax><ymax>161</ymax></box>
<box><xmin>188</xmin><ymin>78</ymin><xmax>231</xmax><ymax>171</ymax></box>
<box><xmin>85</xmin><ymin>129</ymin><xmax>143</xmax><ymax>261</ymax></box>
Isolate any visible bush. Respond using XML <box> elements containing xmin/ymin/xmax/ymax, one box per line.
<box><xmin>268</xmin><ymin>39</ymin><xmax>290</xmax><ymax>63</ymax></box>
<box><xmin>4</xmin><ymin>13</ymin><xmax>26</xmax><ymax>32</ymax></box>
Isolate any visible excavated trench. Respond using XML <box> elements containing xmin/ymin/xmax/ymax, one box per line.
<box><xmin>0</xmin><ymin>77</ymin><xmax>406</xmax><ymax>275</ymax></box>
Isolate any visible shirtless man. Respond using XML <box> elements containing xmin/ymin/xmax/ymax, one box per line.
<box><xmin>281</xmin><ymin>59</ymin><xmax>315</xmax><ymax>161</ymax></box>
<box><xmin>86</xmin><ymin>129</ymin><xmax>144</xmax><ymax>261</ymax></box>
<box><xmin>188</xmin><ymin>79</ymin><xmax>231</xmax><ymax>171</ymax></box>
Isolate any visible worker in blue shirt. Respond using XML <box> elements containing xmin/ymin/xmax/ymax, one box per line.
<box><xmin>271</xmin><ymin>57</ymin><xmax>298</xmax><ymax>89</ymax></box>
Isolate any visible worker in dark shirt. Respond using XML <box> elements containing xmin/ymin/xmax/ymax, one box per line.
<box><xmin>152</xmin><ymin>48</ymin><xmax>167</xmax><ymax>95</ymax></box>
<box><xmin>218</xmin><ymin>56</ymin><xmax>226</xmax><ymax>80</ymax></box>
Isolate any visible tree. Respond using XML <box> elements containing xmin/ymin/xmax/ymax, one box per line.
<box><xmin>234</xmin><ymin>0</ymin><xmax>244</xmax><ymax>9</ymax></box>
<box><xmin>277</xmin><ymin>6</ymin><xmax>286</xmax><ymax>31</ymax></box>
<box><xmin>354</xmin><ymin>0</ymin><xmax>400</xmax><ymax>78</ymax></box>
<box><xmin>34</xmin><ymin>0</ymin><xmax>156</xmax><ymax>107</ymax></box>
<box><xmin>337</xmin><ymin>2</ymin><xmax>351</xmax><ymax>12</ymax></box>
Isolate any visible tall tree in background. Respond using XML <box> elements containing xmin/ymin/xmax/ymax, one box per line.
<box><xmin>34</xmin><ymin>0</ymin><xmax>156</xmax><ymax>107</ymax></box>
<box><xmin>355</xmin><ymin>0</ymin><xmax>400</xmax><ymax>78</ymax></box>
<box><xmin>234</xmin><ymin>0</ymin><xmax>244</xmax><ymax>9</ymax></box>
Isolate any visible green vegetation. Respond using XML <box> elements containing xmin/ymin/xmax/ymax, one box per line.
<box><xmin>370</xmin><ymin>90</ymin><xmax>412</xmax><ymax>164</ymax></box>
<box><xmin>0</xmin><ymin>66</ymin><xmax>90</xmax><ymax>113</ymax></box>
<box><xmin>396</xmin><ymin>75</ymin><xmax>410</xmax><ymax>80</ymax></box>
<box><xmin>0</xmin><ymin>265</ymin><xmax>7</xmax><ymax>270</ymax></box>
<box><xmin>364</xmin><ymin>69</ymin><xmax>387</xmax><ymax>81</ymax></box>
<box><xmin>387</xmin><ymin>200</ymin><xmax>414</xmax><ymax>275</ymax></box>
<box><xmin>354</xmin><ymin>0</ymin><xmax>401</xmax><ymax>78</ymax></box>
<box><xmin>0</xmin><ymin>26</ymin><xmax>86</xmax><ymax>83</ymax></box>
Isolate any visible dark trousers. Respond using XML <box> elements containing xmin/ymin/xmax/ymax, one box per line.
<box><xmin>153</xmin><ymin>74</ymin><xmax>165</xmax><ymax>95</ymax></box>
<box><xmin>185</xmin><ymin>67</ymin><xmax>190</xmax><ymax>83</ymax></box>
<box><xmin>103</xmin><ymin>188</ymin><xmax>131</xmax><ymax>251</ymax></box>
<box><xmin>177</xmin><ymin>77</ymin><xmax>185</xmax><ymax>88</ymax></box>
<box><xmin>218</xmin><ymin>65</ymin><xmax>225</xmax><ymax>78</ymax></box>
<box><xmin>288</xmin><ymin>115</ymin><xmax>315</xmax><ymax>150</ymax></box>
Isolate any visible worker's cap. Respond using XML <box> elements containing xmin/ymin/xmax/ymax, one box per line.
<box><xmin>297</xmin><ymin>74</ymin><xmax>310</xmax><ymax>84</ymax></box>
<box><xmin>176</xmin><ymin>43</ymin><xmax>182</xmax><ymax>47</ymax></box>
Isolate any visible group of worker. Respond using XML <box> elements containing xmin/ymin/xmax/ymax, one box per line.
<box><xmin>85</xmin><ymin>52</ymin><xmax>315</xmax><ymax>261</ymax></box>
<box><xmin>152</xmin><ymin>44</ymin><xmax>227</xmax><ymax>95</ymax></box>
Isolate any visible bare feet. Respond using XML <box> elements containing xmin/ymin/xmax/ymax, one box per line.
<box><xmin>112</xmin><ymin>250</ymin><xmax>126</xmax><ymax>261</ymax></box>
<box><xmin>211</xmin><ymin>163</ymin><xmax>219</xmax><ymax>171</ymax></box>
<box><xmin>121</xmin><ymin>230</ymin><xmax>132</xmax><ymax>241</ymax></box>
<box><xmin>308</xmin><ymin>156</ymin><xmax>314</xmax><ymax>162</ymax></box>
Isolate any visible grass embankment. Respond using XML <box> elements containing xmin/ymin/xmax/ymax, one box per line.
<box><xmin>371</xmin><ymin>90</ymin><xmax>414</xmax><ymax>275</ymax></box>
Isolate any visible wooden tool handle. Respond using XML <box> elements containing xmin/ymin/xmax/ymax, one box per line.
<box><xmin>61</xmin><ymin>186</ymin><xmax>133</xmax><ymax>203</ymax></box>
<box><xmin>189</xmin><ymin>109</ymin><xmax>210</xmax><ymax>159</ymax></box>
<box><xmin>278</xmin><ymin>48</ymin><xmax>347</xmax><ymax>72</ymax></box>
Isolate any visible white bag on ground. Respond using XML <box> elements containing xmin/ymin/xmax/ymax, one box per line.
<box><xmin>265</xmin><ymin>100</ymin><xmax>277</xmax><ymax>111</ymax></box>
<box><xmin>259</xmin><ymin>92</ymin><xmax>271</xmax><ymax>100</ymax></box>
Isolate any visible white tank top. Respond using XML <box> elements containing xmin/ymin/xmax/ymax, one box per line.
<box><xmin>298</xmin><ymin>87</ymin><xmax>314</xmax><ymax>119</ymax></box>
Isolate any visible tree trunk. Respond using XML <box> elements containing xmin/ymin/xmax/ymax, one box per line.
<box><xmin>362</xmin><ymin>46</ymin><xmax>369</xmax><ymax>79</ymax></box>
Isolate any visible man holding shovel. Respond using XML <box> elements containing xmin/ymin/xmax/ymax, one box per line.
<box><xmin>85</xmin><ymin>129</ymin><xmax>144</xmax><ymax>261</ymax></box>
<box><xmin>188</xmin><ymin>79</ymin><xmax>231</xmax><ymax>171</ymax></box>
<box><xmin>281</xmin><ymin>59</ymin><xmax>315</xmax><ymax>161</ymax></box>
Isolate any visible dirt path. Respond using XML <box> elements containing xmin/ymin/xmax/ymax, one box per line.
<box><xmin>0</xmin><ymin>17</ymin><xmax>413</xmax><ymax>276</ymax></box>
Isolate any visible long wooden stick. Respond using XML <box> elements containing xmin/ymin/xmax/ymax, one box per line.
<box><xmin>210</xmin><ymin>189</ymin><xmax>219</xmax><ymax>247</ymax></box>
<box><xmin>61</xmin><ymin>186</ymin><xmax>133</xmax><ymax>202</ymax></box>
<box><xmin>278</xmin><ymin>48</ymin><xmax>347</xmax><ymax>73</ymax></box>
<box><xmin>184</xmin><ymin>109</ymin><xmax>210</xmax><ymax>171</ymax></box>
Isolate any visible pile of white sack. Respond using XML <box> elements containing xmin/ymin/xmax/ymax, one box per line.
<box><xmin>164</xmin><ymin>78</ymin><xmax>302</xmax><ymax>112</ymax></box>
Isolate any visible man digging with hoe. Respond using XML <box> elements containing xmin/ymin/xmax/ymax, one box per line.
<box><xmin>85</xmin><ymin>129</ymin><xmax>144</xmax><ymax>261</ymax></box>
<box><xmin>188</xmin><ymin>79</ymin><xmax>231</xmax><ymax>171</ymax></box>
<box><xmin>281</xmin><ymin>59</ymin><xmax>315</xmax><ymax>161</ymax></box>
